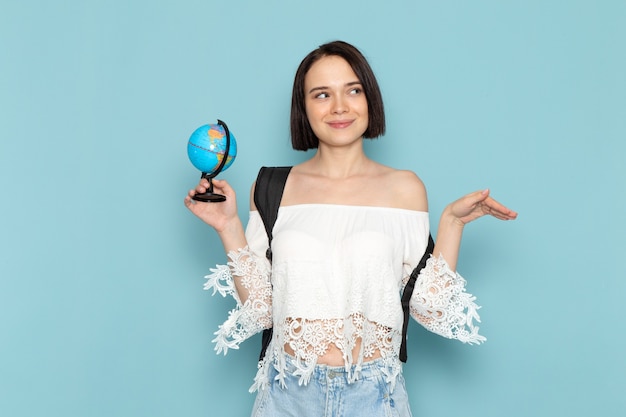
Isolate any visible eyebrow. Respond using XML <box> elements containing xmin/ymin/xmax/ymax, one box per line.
<box><xmin>308</xmin><ymin>81</ymin><xmax>362</xmax><ymax>94</ymax></box>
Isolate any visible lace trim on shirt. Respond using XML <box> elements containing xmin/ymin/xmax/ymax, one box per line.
<box><xmin>203</xmin><ymin>247</ymin><xmax>272</xmax><ymax>355</ymax></box>
<box><xmin>204</xmin><ymin>249</ymin><xmax>484</xmax><ymax>391</ymax></box>
<box><xmin>261</xmin><ymin>314</ymin><xmax>402</xmax><ymax>388</ymax></box>
<box><xmin>250</xmin><ymin>348</ymin><xmax>403</xmax><ymax>394</ymax></box>
<box><xmin>409</xmin><ymin>255</ymin><xmax>486</xmax><ymax>344</ymax></box>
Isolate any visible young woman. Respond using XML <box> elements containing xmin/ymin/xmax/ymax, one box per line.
<box><xmin>185</xmin><ymin>40</ymin><xmax>517</xmax><ymax>417</ymax></box>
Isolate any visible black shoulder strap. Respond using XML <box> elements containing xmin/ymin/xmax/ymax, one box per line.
<box><xmin>254</xmin><ymin>166</ymin><xmax>292</xmax><ymax>261</ymax></box>
<box><xmin>399</xmin><ymin>233</ymin><xmax>435</xmax><ymax>363</ymax></box>
<box><xmin>253</xmin><ymin>166</ymin><xmax>292</xmax><ymax>361</ymax></box>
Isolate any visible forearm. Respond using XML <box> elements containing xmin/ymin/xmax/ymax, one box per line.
<box><xmin>217</xmin><ymin>217</ymin><xmax>247</xmax><ymax>253</ymax></box>
<box><xmin>205</xmin><ymin>246</ymin><xmax>273</xmax><ymax>354</ymax></box>
<box><xmin>216</xmin><ymin>217</ymin><xmax>253</xmax><ymax>301</ymax></box>
<box><xmin>432</xmin><ymin>206</ymin><xmax>465</xmax><ymax>271</ymax></box>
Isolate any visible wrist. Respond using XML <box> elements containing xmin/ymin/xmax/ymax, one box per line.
<box><xmin>217</xmin><ymin>219</ymin><xmax>247</xmax><ymax>253</ymax></box>
<box><xmin>441</xmin><ymin>206</ymin><xmax>466</xmax><ymax>229</ymax></box>
<box><xmin>217</xmin><ymin>217</ymin><xmax>244</xmax><ymax>237</ymax></box>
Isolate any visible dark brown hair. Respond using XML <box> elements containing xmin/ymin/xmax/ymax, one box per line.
<box><xmin>290</xmin><ymin>40</ymin><xmax>386</xmax><ymax>151</ymax></box>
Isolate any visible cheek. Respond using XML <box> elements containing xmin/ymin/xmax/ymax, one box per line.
<box><xmin>359</xmin><ymin>97</ymin><xmax>369</xmax><ymax>115</ymax></box>
<box><xmin>304</xmin><ymin>107</ymin><xmax>327</xmax><ymax>137</ymax></box>
<box><xmin>361</xmin><ymin>103</ymin><xmax>369</xmax><ymax>118</ymax></box>
<box><xmin>305</xmin><ymin>102</ymin><xmax>323</xmax><ymax>123</ymax></box>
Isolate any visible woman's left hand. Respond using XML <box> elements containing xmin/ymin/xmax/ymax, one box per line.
<box><xmin>448</xmin><ymin>189</ymin><xmax>518</xmax><ymax>225</ymax></box>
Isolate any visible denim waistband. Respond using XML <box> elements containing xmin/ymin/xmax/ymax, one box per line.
<box><xmin>254</xmin><ymin>354</ymin><xmax>411</xmax><ymax>416</ymax></box>
<box><xmin>281</xmin><ymin>354</ymin><xmax>400</xmax><ymax>385</ymax></box>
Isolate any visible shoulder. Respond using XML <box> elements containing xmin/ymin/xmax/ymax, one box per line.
<box><xmin>249</xmin><ymin>181</ymin><xmax>257</xmax><ymax>210</ymax></box>
<box><xmin>249</xmin><ymin>166</ymin><xmax>294</xmax><ymax>210</ymax></box>
<box><xmin>383</xmin><ymin>168</ymin><xmax>428</xmax><ymax>211</ymax></box>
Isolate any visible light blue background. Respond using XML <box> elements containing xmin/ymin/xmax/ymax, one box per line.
<box><xmin>1</xmin><ymin>1</ymin><xmax>625</xmax><ymax>416</ymax></box>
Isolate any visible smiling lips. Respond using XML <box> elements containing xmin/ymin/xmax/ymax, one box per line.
<box><xmin>327</xmin><ymin>120</ymin><xmax>354</xmax><ymax>129</ymax></box>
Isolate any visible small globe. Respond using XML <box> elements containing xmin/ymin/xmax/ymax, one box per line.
<box><xmin>187</xmin><ymin>123</ymin><xmax>237</xmax><ymax>175</ymax></box>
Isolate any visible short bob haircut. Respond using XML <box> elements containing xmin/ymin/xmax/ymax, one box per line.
<box><xmin>290</xmin><ymin>41</ymin><xmax>386</xmax><ymax>151</ymax></box>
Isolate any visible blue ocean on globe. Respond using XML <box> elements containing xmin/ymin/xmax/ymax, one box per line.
<box><xmin>187</xmin><ymin>123</ymin><xmax>237</xmax><ymax>175</ymax></box>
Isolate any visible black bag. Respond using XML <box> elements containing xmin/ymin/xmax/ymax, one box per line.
<box><xmin>254</xmin><ymin>166</ymin><xmax>292</xmax><ymax>361</ymax></box>
<box><xmin>253</xmin><ymin>166</ymin><xmax>434</xmax><ymax>362</ymax></box>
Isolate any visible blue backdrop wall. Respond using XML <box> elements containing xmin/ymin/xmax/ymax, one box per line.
<box><xmin>1</xmin><ymin>1</ymin><xmax>625</xmax><ymax>416</ymax></box>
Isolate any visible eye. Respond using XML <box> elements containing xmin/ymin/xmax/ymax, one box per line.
<box><xmin>315</xmin><ymin>92</ymin><xmax>329</xmax><ymax>99</ymax></box>
<box><xmin>349</xmin><ymin>87</ymin><xmax>362</xmax><ymax>95</ymax></box>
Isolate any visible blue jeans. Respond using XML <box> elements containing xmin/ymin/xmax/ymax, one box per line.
<box><xmin>251</xmin><ymin>356</ymin><xmax>413</xmax><ymax>417</ymax></box>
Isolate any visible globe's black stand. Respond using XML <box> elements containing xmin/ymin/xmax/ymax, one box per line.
<box><xmin>191</xmin><ymin>119</ymin><xmax>231</xmax><ymax>203</ymax></box>
<box><xmin>192</xmin><ymin>173</ymin><xmax>226</xmax><ymax>202</ymax></box>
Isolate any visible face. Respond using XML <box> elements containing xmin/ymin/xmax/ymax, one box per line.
<box><xmin>303</xmin><ymin>55</ymin><xmax>369</xmax><ymax>148</ymax></box>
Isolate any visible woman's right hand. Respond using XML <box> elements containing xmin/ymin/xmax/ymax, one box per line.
<box><xmin>184</xmin><ymin>178</ymin><xmax>240</xmax><ymax>234</ymax></box>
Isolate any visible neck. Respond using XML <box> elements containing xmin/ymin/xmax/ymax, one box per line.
<box><xmin>308</xmin><ymin>143</ymin><xmax>371</xmax><ymax>179</ymax></box>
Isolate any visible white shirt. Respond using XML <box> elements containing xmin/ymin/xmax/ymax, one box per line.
<box><xmin>204</xmin><ymin>205</ymin><xmax>485</xmax><ymax>391</ymax></box>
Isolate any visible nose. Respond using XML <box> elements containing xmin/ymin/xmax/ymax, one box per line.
<box><xmin>331</xmin><ymin>96</ymin><xmax>347</xmax><ymax>114</ymax></box>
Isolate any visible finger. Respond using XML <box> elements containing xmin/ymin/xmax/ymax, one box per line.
<box><xmin>482</xmin><ymin>198</ymin><xmax>518</xmax><ymax>220</ymax></box>
<box><xmin>192</xmin><ymin>178</ymin><xmax>210</xmax><ymax>191</ymax></box>
<box><xmin>483</xmin><ymin>197</ymin><xmax>517</xmax><ymax>216</ymax></box>
<box><xmin>475</xmin><ymin>189</ymin><xmax>490</xmax><ymax>203</ymax></box>
<box><xmin>496</xmin><ymin>210</ymin><xmax>518</xmax><ymax>220</ymax></box>
<box><xmin>211</xmin><ymin>179</ymin><xmax>235</xmax><ymax>197</ymax></box>
<box><xmin>462</xmin><ymin>189</ymin><xmax>490</xmax><ymax>209</ymax></box>
<box><xmin>491</xmin><ymin>206</ymin><xmax>518</xmax><ymax>219</ymax></box>
<box><xmin>211</xmin><ymin>179</ymin><xmax>230</xmax><ymax>188</ymax></box>
<box><xmin>489</xmin><ymin>211</ymin><xmax>514</xmax><ymax>221</ymax></box>
<box><xmin>195</xmin><ymin>183</ymin><xmax>208</xmax><ymax>193</ymax></box>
